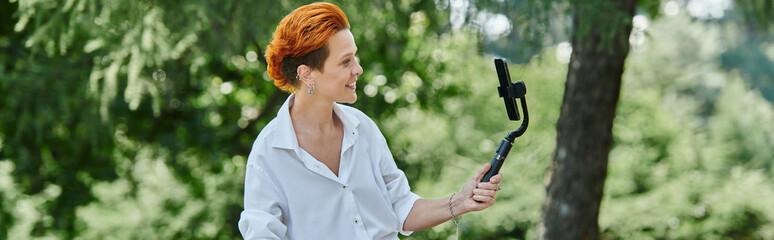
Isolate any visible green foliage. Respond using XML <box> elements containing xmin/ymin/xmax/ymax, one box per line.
<box><xmin>734</xmin><ymin>0</ymin><xmax>774</xmax><ymax>33</ymax></box>
<box><xmin>601</xmin><ymin>12</ymin><xmax>774</xmax><ymax>239</ymax></box>
<box><xmin>2</xmin><ymin>0</ymin><xmax>774</xmax><ymax>239</ymax></box>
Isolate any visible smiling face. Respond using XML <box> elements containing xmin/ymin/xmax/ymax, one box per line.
<box><xmin>307</xmin><ymin>29</ymin><xmax>363</xmax><ymax>104</ymax></box>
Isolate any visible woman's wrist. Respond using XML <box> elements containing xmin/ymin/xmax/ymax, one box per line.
<box><xmin>448</xmin><ymin>193</ymin><xmax>464</xmax><ymax>238</ymax></box>
<box><xmin>449</xmin><ymin>192</ymin><xmax>466</xmax><ymax>217</ymax></box>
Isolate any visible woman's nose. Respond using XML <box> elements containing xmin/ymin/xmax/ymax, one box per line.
<box><xmin>353</xmin><ymin>61</ymin><xmax>363</xmax><ymax>76</ymax></box>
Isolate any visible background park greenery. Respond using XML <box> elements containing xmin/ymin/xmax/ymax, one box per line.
<box><xmin>1</xmin><ymin>0</ymin><xmax>773</xmax><ymax>239</ymax></box>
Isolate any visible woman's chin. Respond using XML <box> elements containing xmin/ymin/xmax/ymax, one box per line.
<box><xmin>339</xmin><ymin>94</ymin><xmax>357</xmax><ymax>104</ymax></box>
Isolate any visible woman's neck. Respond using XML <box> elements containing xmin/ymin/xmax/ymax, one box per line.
<box><xmin>289</xmin><ymin>93</ymin><xmax>338</xmax><ymax>134</ymax></box>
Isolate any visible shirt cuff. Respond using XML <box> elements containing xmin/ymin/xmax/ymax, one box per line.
<box><xmin>396</xmin><ymin>193</ymin><xmax>422</xmax><ymax>236</ymax></box>
<box><xmin>239</xmin><ymin>209</ymin><xmax>287</xmax><ymax>239</ymax></box>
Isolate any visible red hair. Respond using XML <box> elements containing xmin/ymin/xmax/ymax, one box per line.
<box><xmin>265</xmin><ymin>2</ymin><xmax>350</xmax><ymax>93</ymax></box>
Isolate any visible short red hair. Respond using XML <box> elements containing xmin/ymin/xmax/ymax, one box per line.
<box><xmin>265</xmin><ymin>2</ymin><xmax>350</xmax><ymax>93</ymax></box>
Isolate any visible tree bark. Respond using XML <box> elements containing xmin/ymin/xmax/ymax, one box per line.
<box><xmin>538</xmin><ymin>0</ymin><xmax>636</xmax><ymax>239</ymax></box>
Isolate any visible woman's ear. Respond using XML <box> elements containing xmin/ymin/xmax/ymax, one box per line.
<box><xmin>296</xmin><ymin>65</ymin><xmax>313</xmax><ymax>86</ymax></box>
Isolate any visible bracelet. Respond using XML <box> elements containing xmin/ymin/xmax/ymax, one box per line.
<box><xmin>448</xmin><ymin>193</ymin><xmax>458</xmax><ymax>220</ymax></box>
<box><xmin>449</xmin><ymin>193</ymin><xmax>462</xmax><ymax>239</ymax></box>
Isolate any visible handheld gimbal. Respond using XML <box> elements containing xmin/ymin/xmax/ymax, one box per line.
<box><xmin>481</xmin><ymin>59</ymin><xmax>529</xmax><ymax>182</ymax></box>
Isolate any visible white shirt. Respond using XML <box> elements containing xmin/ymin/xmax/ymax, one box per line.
<box><xmin>238</xmin><ymin>95</ymin><xmax>421</xmax><ymax>240</ymax></box>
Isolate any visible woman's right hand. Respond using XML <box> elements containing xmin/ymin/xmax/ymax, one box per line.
<box><xmin>451</xmin><ymin>163</ymin><xmax>504</xmax><ymax>215</ymax></box>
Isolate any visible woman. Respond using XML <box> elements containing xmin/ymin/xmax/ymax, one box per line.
<box><xmin>238</xmin><ymin>3</ymin><xmax>503</xmax><ymax>239</ymax></box>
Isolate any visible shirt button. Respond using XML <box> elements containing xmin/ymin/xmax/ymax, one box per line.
<box><xmin>354</xmin><ymin>219</ymin><xmax>359</xmax><ymax>224</ymax></box>
<box><xmin>342</xmin><ymin>185</ymin><xmax>347</xmax><ymax>189</ymax></box>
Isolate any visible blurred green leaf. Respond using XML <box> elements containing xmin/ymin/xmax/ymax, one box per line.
<box><xmin>1</xmin><ymin>0</ymin><xmax>773</xmax><ymax>239</ymax></box>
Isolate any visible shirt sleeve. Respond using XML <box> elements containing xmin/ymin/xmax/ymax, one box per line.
<box><xmin>238</xmin><ymin>163</ymin><xmax>287</xmax><ymax>239</ymax></box>
<box><xmin>377</xmin><ymin>134</ymin><xmax>421</xmax><ymax>236</ymax></box>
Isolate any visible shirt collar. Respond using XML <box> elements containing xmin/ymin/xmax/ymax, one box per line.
<box><xmin>271</xmin><ymin>94</ymin><xmax>360</xmax><ymax>150</ymax></box>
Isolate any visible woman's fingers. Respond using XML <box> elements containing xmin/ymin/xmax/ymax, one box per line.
<box><xmin>473</xmin><ymin>188</ymin><xmax>496</xmax><ymax>196</ymax></box>
<box><xmin>466</xmin><ymin>166</ymin><xmax>503</xmax><ymax>209</ymax></box>
<box><xmin>472</xmin><ymin>194</ymin><xmax>496</xmax><ymax>204</ymax></box>
<box><xmin>488</xmin><ymin>173</ymin><xmax>503</xmax><ymax>184</ymax></box>
<box><xmin>477</xmin><ymin>182</ymin><xmax>499</xmax><ymax>190</ymax></box>
<box><xmin>477</xmin><ymin>177</ymin><xmax>503</xmax><ymax>191</ymax></box>
<box><xmin>472</xmin><ymin>163</ymin><xmax>492</xmax><ymax>182</ymax></box>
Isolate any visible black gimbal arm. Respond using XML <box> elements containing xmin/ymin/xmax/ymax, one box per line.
<box><xmin>497</xmin><ymin>81</ymin><xmax>528</xmax><ymax>139</ymax></box>
<box><xmin>481</xmin><ymin>59</ymin><xmax>529</xmax><ymax>183</ymax></box>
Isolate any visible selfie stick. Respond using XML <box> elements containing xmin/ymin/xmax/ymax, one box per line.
<box><xmin>481</xmin><ymin>59</ymin><xmax>529</xmax><ymax>182</ymax></box>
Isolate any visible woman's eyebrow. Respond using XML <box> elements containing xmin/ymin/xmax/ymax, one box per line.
<box><xmin>338</xmin><ymin>48</ymin><xmax>358</xmax><ymax>60</ymax></box>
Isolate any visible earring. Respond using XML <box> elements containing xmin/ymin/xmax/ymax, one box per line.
<box><xmin>307</xmin><ymin>83</ymin><xmax>315</xmax><ymax>94</ymax></box>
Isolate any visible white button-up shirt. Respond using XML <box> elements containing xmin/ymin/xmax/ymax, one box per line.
<box><xmin>239</xmin><ymin>95</ymin><xmax>421</xmax><ymax>239</ymax></box>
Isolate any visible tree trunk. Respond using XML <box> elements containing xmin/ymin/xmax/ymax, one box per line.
<box><xmin>538</xmin><ymin>0</ymin><xmax>636</xmax><ymax>239</ymax></box>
